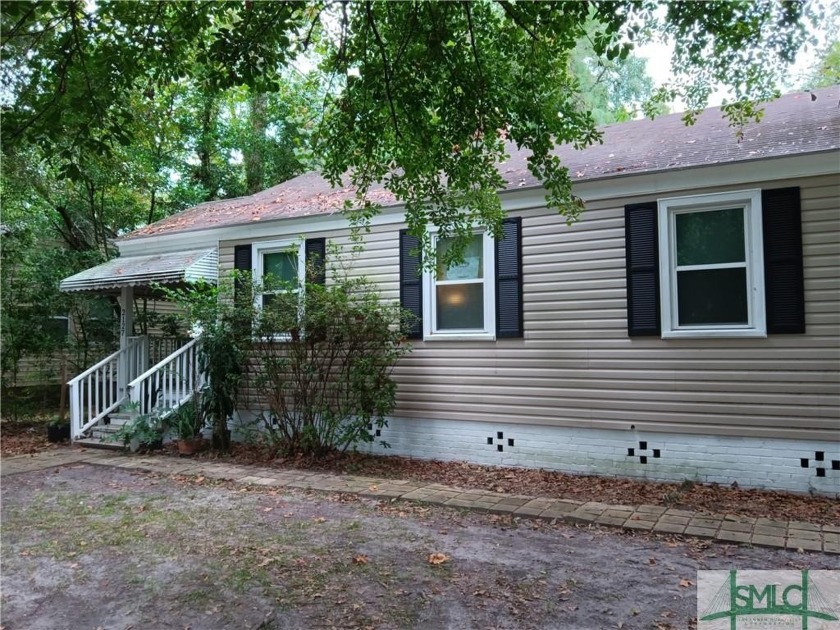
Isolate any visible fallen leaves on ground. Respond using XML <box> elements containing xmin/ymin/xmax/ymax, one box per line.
<box><xmin>198</xmin><ymin>446</ymin><xmax>840</xmax><ymax>525</ymax></box>
<box><xmin>0</xmin><ymin>416</ymin><xmax>60</xmax><ymax>455</ymax></box>
<box><xmin>15</xmin><ymin>415</ymin><xmax>837</xmax><ymax>526</ymax></box>
<box><xmin>427</xmin><ymin>553</ymin><xmax>449</xmax><ymax>565</ymax></box>
<box><xmin>352</xmin><ymin>554</ymin><xmax>369</xmax><ymax>565</ymax></box>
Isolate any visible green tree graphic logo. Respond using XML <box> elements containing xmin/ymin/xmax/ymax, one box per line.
<box><xmin>700</xmin><ymin>570</ymin><xmax>839</xmax><ymax>630</ymax></box>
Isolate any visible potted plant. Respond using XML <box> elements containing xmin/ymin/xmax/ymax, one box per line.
<box><xmin>46</xmin><ymin>416</ymin><xmax>71</xmax><ymax>442</ymax></box>
<box><xmin>172</xmin><ymin>394</ymin><xmax>206</xmax><ymax>456</ymax></box>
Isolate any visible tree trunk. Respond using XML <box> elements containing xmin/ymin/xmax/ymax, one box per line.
<box><xmin>197</xmin><ymin>92</ymin><xmax>217</xmax><ymax>201</ymax></box>
<box><xmin>245</xmin><ymin>91</ymin><xmax>267</xmax><ymax>195</ymax></box>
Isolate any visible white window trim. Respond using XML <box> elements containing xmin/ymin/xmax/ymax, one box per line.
<box><xmin>657</xmin><ymin>189</ymin><xmax>766</xmax><ymax>339</ymax></box>
<box><xmin>423</xmin><ymin>229</ymin><xmax>496</xmax><ymax>341</ymax></box>
<box><xmin>252</xmin><ymin>238</ymin><xmax>305</xmax><ymax>307</ymax></box>
<box><xmin>252</xmin><ymin>239</ymin><xmax>305</xmax><ymax>340</ymax></box>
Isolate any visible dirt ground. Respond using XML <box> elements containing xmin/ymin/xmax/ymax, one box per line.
<box><xmin>2</xmin><ymin>464</ymin><xmax>837</xmax><ymax>630</ymax></box>
<box><xmin>4</xmin><ymin>419</ymin><xmax>838</xmax><ymax>527</ymax></box>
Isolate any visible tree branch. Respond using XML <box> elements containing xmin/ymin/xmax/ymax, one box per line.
<box><xmin>301</xmin><ymin>1</ymin><xmax>326</xmax><ymax>50</ymax></box>
<box><xmin>463</xmin><ymin>0</ymin><xmax>485</xmax><ymax>132</ymax></box>
<box><xmin>0</xmin><ymin>3</ymin><xmax>40</xmax><ymax>45</ymax></box>
<box><xmin>365</xmin><ymin>1</ymin><xmax>401</xmax><ymax>140</ymax></box>
<box><xmin>497</xmin><ymin>1</ymin><xmax>538</xmax><ymax>41</ymax></box>
<box><xmin>69</xmin><ymin>3</ymin><xmax>105</xmax><ymax>131</ymax></box>
<box><xmin>393</xmin><ymin>3</ymin><xmax>419</xmax><ymax>67</ymax></box>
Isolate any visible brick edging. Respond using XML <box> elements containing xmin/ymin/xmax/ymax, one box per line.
<box><xmin>3</xmin><ymin>449</ymin><xmax>838</xmax><ymax>555</ymax></box>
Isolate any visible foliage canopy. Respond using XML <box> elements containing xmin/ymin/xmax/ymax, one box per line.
<box><xmin>1</xmin><ymin>0</ymin><xmax>819</xmax><ymax>258</ymax></box>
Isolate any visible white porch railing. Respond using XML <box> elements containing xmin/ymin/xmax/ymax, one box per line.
<box><xmin>149</xmin><ymin>336</ymin><xmax>191</xmax><ymax>365</ymax></box>
<box><xmin>68</xmin><ymin>335</ymin><xmax>148</xmax><ymax>440</ymax></box>
<box><xmin>128</xmin><ymin>337</ymin><xmax>202</xmax><ymax>417</ymax></box>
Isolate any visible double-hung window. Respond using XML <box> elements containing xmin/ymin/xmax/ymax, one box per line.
<box><xmin>252</xmin><ymin>239</ymin><xmax>305</xmax><ymax>310</ymax></box>
<box><xmin>45</xmin><ymin>315</ymin><xmax>70</xmax><ymax>341</ymax></box>
<box><xmin>657</xmin><ymin>189</ymin><xmax>765</xmax><ymax>338</ymax></box>
<box><xmin>423</xmin><ymin>231</ymin><xmax>496</xmax><ymax>340</ymax></box>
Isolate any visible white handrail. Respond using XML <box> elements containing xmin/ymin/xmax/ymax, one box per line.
<box><xmin>69</xmin><ymin>336</ymin><xmax>148</xmax><ymax>440</ymax></box>
<box><xmin>128</xmin><ymin>337</ymin><xmax>202</xmax><ymax>417</ymax></box>
<box><xmin>128</xmin><ymin>337</ymin><xmax>200</xmax><ymax>390</ymax></box>
<box><xmin>67</xmin><ymin>348</ymin><xmax>123</xmax><ymax>387</ymax></box>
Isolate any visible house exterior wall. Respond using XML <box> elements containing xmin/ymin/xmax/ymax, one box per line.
<box><xmin>218</xmin><ymin>169</ymin><xmax>839</xmax><ymax>492</ymax></box>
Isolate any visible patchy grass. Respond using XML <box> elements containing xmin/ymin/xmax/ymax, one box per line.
<box><xmin>4</xmin><ymin>464</ymin><xmax>838</xmax><ymax>630</ymax></box>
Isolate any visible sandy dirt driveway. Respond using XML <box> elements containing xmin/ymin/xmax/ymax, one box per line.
<box><xmin>2</xmin><ymin>464</ymin><xmax>836</xmax><ymax>630</ymax></box>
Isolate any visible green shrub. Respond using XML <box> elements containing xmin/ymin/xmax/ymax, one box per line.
<box><xmin>251</xmin><ymin>272</ymin><xmax>412</xmax><ymax>458</ymax></box>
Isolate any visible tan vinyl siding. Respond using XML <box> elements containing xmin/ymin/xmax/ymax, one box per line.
<box><xmin>220</xmin><ymin>172</ymin><xmax>840</xmax><ymax>442</ymax></box>
<box><xmin>6</xmin><ymin>354</ymin><xmax>68</xmax><ymax>387</ymax></box>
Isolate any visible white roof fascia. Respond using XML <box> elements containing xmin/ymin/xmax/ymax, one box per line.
<box><xmin>116</xmin><ymin>150</ymin><xmax>838</xmax><ymax>258</ymax></box>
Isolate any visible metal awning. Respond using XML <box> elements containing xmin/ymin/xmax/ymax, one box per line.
<box><xmin>60</xmin><ymin>248</ymin><xmax>218</xmax><ymax>293</ymax></box>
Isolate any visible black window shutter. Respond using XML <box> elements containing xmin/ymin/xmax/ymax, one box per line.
<box><xmin>495</xmin><ymin>217</ymin><xmax>523</xmax><ymax>338</ymax></box>
<box><xmin>233</xmin><ymin>244</ymin><xmax>252</xmax><ymax>304</ymax></box>
<box><xmin>399</xmin><ymin>230</ymin><xmax>423</xmax><ymax>339</ymax></box>
<box><xmin>305</xmin><ymin>238</ymin><xmax>327</xmax><ymax>285</ymax></box>
<box><xmin>625</xmin><ymin>202</ymin><xmax>661</xmax><ymax>336</ymax></box>
<box><xmin>762</xmin><ymin>187</ymin><xmax>804</xmax><ymax>334</ymax></box>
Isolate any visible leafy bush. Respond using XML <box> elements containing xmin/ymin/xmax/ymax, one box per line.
<box><xmin>160</xmin><ymin>277</ymin><xmax>252</xmax><ymax>453</ymax></box>
<box><xmin>170</xmin><ymin>395</ymin><xmax>208</xmax><ymax>441</ymax></box>
<box><xmin>111</xmin><ymin>413</ymin><xmax>166</xmax><ymax>452</ymax></box>
<box><xmin>161</xmin><ymin>249</ymin><xmax>413</xmax><ymax>458</ymax></box>
<box><xmin>251</xmin><ymin>271</ymin><xmax>412</xmax><ymax>458</ymax></box>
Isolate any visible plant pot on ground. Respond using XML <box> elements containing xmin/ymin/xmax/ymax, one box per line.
<box><xmin>172</xmin><ymin>396</ymin><xmax>207</xmax><ymax>456</ymax></box>
<box><xmin>177</xmin><ymin>436</ymin><xmax>204</xmax><ymax>455</ymax></box>
<box><xmin>46</xmin><ymin>417</ymin><xmax>71</xmax><ymax>442</ymax></box>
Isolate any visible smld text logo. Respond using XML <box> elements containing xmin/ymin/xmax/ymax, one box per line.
<box><xmin>698</xmin><ymin>570</ymin><xmax>840</xmax><ymax>630</ymax></box>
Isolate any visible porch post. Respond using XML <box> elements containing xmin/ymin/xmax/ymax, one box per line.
<box><xmin>117</xmin><ymin>285</ymin><xmax>134</xmax><ymax>400</ymax></box>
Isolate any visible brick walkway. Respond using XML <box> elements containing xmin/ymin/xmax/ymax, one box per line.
<box><xmin>3</xmin><ymin>447</ymin><xmax>838</xmax><ymax>555</ymax></box>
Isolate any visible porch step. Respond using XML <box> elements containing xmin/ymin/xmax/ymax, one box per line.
<box><xmin>106</xmin><ymin>412</ymin><xmax>136</xmax><ymax>425</ymax></box>
<box><xmin>91</xmin><ymin>424</ymin><xmax>122</xmax><ymax>439</ymax></box>
<box><xmin>74</xmin><ymin>437</ymin><xmax>124</xmax><ymax>451</ymax></box>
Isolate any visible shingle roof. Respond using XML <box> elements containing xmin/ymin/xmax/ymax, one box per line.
<box><xmin>124</xmin><ymin>86</ymin><xmax>839</xmax><ymax>240</ymax></box>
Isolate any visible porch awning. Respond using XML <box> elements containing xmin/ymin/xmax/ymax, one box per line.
<box><xmin>60</xmin><ymin>248</ymin><xmax>218</xmax><ymax>293</ymax></box>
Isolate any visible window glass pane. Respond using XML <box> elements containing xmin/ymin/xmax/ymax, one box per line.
<box><xmin>44</xmin><ymin>317</ymin><xmax>69</xmax><ymax>341</ymax></box>
<box><xmin>436</xmin><ymin>284</ymin><xmax>484</xmax><ymax>330</ymax></box>
<box><xmin>676</xmin><ymin>208</ymin><xmax>745</xmax><ymax>266</ymax></box>
<box><xmin>677</xmin><ymin>268</ymin><xmax>748</xmax><ymax>325</ymax></box>
<box><xmin>436</xmin><ymin>234</ymin><xmax>483</xmax><ymax>281</ymax></box>
<box><xmin>263</xmin><ymin>251</ymin><xmax>298</xmax><ymax>284</ymax></box>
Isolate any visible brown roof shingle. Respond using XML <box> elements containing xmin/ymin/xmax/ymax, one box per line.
<box><xmin>124</xmin><ymin>86</ymin><xmax>839</xmax><ymax>240</ymax></box>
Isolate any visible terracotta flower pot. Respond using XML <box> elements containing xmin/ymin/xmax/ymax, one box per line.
<box><xmin>177</xmin><ymin>437</ymin><xmax>204</xmax><ymax>456</ymax></box>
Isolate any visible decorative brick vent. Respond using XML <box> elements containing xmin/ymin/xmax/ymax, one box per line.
<box><xmin>627</xmin><ymin>441</ymin><xmax>661</xmax><ymax>465</ymax></box>
<box><xmin>487</xmin><ymin>431</ymin><xmax>514</xmax><ymax>452</ymax></box>
<box><xmin>799</xmin><ymin>451</ymin><xmax>840</xmax><ymax>478</ymax></box>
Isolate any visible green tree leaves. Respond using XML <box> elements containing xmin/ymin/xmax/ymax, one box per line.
<box><xmin>2</xmin><ymin>0</ymin><xmax>815</xmax><ymax>262</ymax></box>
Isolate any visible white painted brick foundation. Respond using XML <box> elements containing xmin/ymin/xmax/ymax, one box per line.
<box><xmin>361</xmin><ymin>417</ymin><xmax>840</xmax><ymax>495</ymax></box>
<box><xmin>234</xmin><ymin>413</ymin><xmax>840</xmax><ymax>495</ymax></box>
